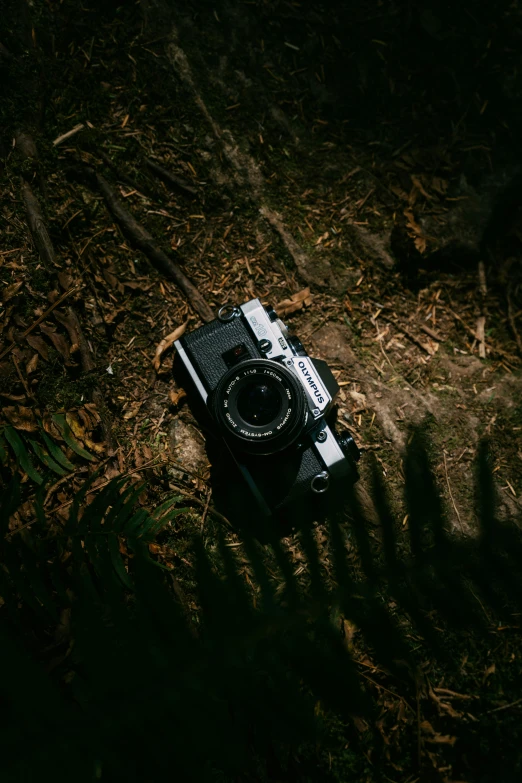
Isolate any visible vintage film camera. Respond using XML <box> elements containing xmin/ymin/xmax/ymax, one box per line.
<box><xmin>174</xmin><ymin>299</ymin><xmax>359</xmax><ymax>523</ymax></box>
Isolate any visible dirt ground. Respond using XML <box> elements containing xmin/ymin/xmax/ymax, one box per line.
<box><xmin>2</xmin><ymin>1</ymin><xmax>522</xmax><ymax>780</ymax></box>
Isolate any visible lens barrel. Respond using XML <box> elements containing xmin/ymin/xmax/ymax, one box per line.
<box><xmin>212</xmin><ymin>359</ymin><xmax>308</xmax><ymax>455</ymax></box>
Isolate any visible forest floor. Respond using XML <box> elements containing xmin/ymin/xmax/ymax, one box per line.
<box><xmin>2</xmin><ymin>1</ymin><xmax>522</xmax><ymax>781</ymax></box>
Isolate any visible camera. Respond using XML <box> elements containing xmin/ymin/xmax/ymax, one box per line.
<box><xmin>174</xmin><ymin>298</ymin><xmax>360</xmax><ymax>522</ymax></box>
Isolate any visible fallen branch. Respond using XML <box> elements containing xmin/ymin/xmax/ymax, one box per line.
<box><xmin>446</xmin><ymin>307</ymin><xmax>519</xmax><ymax>363</ymax></box>
<box><xmin>507</xmin><ymin>285</ymin><xmax>522</xmax><ymax>356</ymax></box>
<box><xmin>91</xmin><ymin>168</ymin><xmax>213</xmax><ymax>322</ymax></box>
<box><xmin>145</xmin><ymin>157</ymin><xmax>198</xmax><ymax>198</ymax></box>
<box><xmin>380</xmin><ymin>314</ymin><xmax>435</xmax><ymax>355</ymax></box>
<box><xmin>98</xmin><ymin>149</ymin><xmax>159</xmax><ymax>201</ymax></box>
<box><xmin>22</xmin><ymin>180</ymin><xmax>55</xmax><ymax>268</ymax></box>
<box><xmin>477</xmin><ymin>259</ymin><xmax>488</xmax><ymax>358</ymax></box>
<box><xmin>18</xmin><ymin>153</ymin><xmax>119</xmax><ymax>464</ymax></box>
<box><xmin>53</xmin><ymin>123</ymin><xmax>84</xmax><ymax>147</ymax></box>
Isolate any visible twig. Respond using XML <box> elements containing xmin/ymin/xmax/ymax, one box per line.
<box><xmin>145</xmin><ymin>157</ymin><xmax>198</xmax><ymax>198</ymax></box>
<box><xmin>380</xmin><ymin>314</ymin><xmax>432</xmax><ymax>354</ymax></box>
<box><xmin>477</xmin><ymin>259</ymin><xmax>488</xmax><ymax>358</ymax></box>
<box><xmin>507</xmin><ymin>285</ymin><xmax>522</xmax><ymax>355</ymax></box>
<box><xmin>360</xmin><ymin>671</ymin><xmax>415</xmax><ymax>714</ymax></box>
<box><xmin>22</xmin><ymin>180</ymin><xmax>56</xmax><ymax>268</ymax></box>
<box><xmin>98</xmin><ymin>149</ymin><xmax>159</xmax><ymax>201</ymax></box>
<box><xmin>0</xmin><ymin>285</ymin><xmax>78</xmax><ymax>361</ymax></box>
<box><xmin>419</xmin><ymin>323</ymin><xmax>443</xmax><ymax>341</ymax></box>
<box><xmin>82</xmin><ymin>167</ymin><xmax>213</xmax><ymax>322</ymax></box>
<box><xmin>53</xmin><ymin>123</ymin><xmax>84</xmax><ymax>146</ymax></box>
<box><xmin>445</xmin><ymin>307</ymin><xmax>518</xmax><ymax>362</ymax></box>
<box><xmin>200</xmin><ymin>487</ymin><xmax>212</xmax><ymax>533</ymax></box>
<box><xmin>443</xmin><ymin>450</ymin><xmax>463</xmax><ymax>530</ymax></box>
<box><xmin>483</xmin><ymin>697</ymin><xmax>522</xmax><ymax>715</ymax></box>
<box><xmin>176</xmin><ymin>488</ymin><xmax>232</xmax><ymax>528</ymax></box>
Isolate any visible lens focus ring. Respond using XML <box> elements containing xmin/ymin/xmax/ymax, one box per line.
<box><xmin>212</xmin><ymin>359</ymin><xmax>307</xmax><ymax>455</ymax></box>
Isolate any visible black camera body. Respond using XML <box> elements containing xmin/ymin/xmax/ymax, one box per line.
<box><xmin>174</xmin><ymin>299</ymin><xmax>359</xmax><ymax>522</ymax></box>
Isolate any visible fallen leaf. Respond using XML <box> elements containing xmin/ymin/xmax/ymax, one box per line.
<box><xmin>83</xmin><ymin>436</ymin><xmax>106</xmax><ymax>454</ymax></box>
<box><xmin>84</xmin><ymin>403</ymin><xmax>101</xmax><ymax>423</ymax></box>
<box><xmin>26</xmin><ymin>334</ymin><xmax>49</xmax><ymax>360</ymax></box>
<box><xmin>3</xmin><ymin>406</ymin><xmax>38</xmax><ymax>432</ymax></box>
<box><xmin>123</xmin><ymin>400</ymin><xmax>143</xmax><ymax>420</ymax></box>
<box><xmin>65</xmin><ymin>412</ymin><xmax>86</xmax><ymax>441</ymax></box>
<box><xmin>57</xmin><ymin>271</ymin><xmax>73</xmax><ymax>291</ymax></box>
<box><xmin>169</xmin><ymin>388</ymin><xmax>187</xmax><ymax>406</ymax></box>
<box><xmin>123</xmin><ymin>280</ymin><xmax>154</xmax><ymax>291</ymax></box>
<box><xmin>40</xmin><ymin>323</ymin><xmax>74</xmax><ymax>364</ymax></box>
<box><xmin>26</xmin><ymin>353</ymin><xmax>39</xmax><ymax>374</ymax></box>
<box><xmin>275</xmin><ymin>287</ymin><xmax>312</xmax><ymax>317</ymax></box>
<box><xmin>54</xmin><ymin>309</ymin><xmax>80</xmax><ymax>349</ymax></box>
<box><xmin>102</xmin><ymin>268</ymin><xmax>124</xmax><ymax>293</ymax></box>
<box><xmin>153</xmin><ymin>321</ymin><xmax>188</xmax><ymax>372</ymax></box>
<box><xmin>2</xmin><ymin>281</ymin><xmax>23</xmax><ymax>303</ymax></box>
<box><xmin>42</xmin><ymin>412</ymin><xmax>64</xmax><ymax>441</ymax></box>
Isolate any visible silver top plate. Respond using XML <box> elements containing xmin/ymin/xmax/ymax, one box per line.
<box><xmin>240</xmin><ymin>299</ymin><xmax>294</xmax><ymax>361</ymax></box>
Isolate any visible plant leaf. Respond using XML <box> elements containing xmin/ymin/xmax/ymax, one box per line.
<box><xmin>28</xmin><ymin>438</ymin><xmax>68</xmax><ymax>476</ymax></box>
<box><xmin>41</xmin><ymin>431</ymin><xmax>75</xmax><ymax>471</ymax></box>
<box><xmin>52</xmin><ymin>414</ymin><xmax>95</xmax><ymax>461</ymax></box>
<box><xmin>108</xmin><ymin>532</ymin><xmax>132</xmax><ymax>588</ymax></box>
<box><xmin>4</xmin><ymin>426</ymin><xmax>43</xmax><ymax>484</ymax></box>
<box><xmin>151</xmin><ymin>495</ymin><xmax>183</xmax><ymax>521</ymax></box>
<box><xmin>0</xmin><ymin>434</ymin><xmax>7</xmax><ymax>465</ymax></box>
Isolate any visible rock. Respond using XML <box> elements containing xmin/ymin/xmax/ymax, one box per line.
<box><xmin>311</xmin><ymin>323</ymin><xmax>357</xmax><ymax>367</ymax></box>
<box><xmin>168</xmin><ymin>416</ymin><xmax>208</xmax><ymax>478</ymax></box>
<box><xmin>391</xmin><ymin>164</ymin><xmax>522</xmax><ymax>278</ymax></box>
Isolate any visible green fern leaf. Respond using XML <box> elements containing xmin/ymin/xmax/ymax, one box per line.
<box><xmin>3</xmin><ymin>427</ymin><xmax>43</xmax><ymax>485</ymax></box>
<box><xmin>27</xmin><ymin>438</ymin><xmax>68</xmax><ymax>476</ymax></box>
<box><xmin>52</xmin><ymin>414</ymin><xmax>96</xmax><ymax>462</ymax></box>
<box><xmin>41</xmin><ymin>431</ymin><xmax>75</xmax><ymax>471</ymax></box>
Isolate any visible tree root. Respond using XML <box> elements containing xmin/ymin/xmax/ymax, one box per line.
<box><xmin>20</xmin><ymin>161</ymin><xmax>119</xmax><ymax>465</ymax></box>
<box><xmin>85</xmin><ymin>167</ymin><xmax>213</xmax><ymax>322</ymax></box>
<box><xmin>145</xmin><ymin>157</ymin><xmax>198</xmax><ymax>199</ymax></box>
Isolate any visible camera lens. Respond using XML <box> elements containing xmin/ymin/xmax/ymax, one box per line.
<box><xmin>212</xmin><ymin>359</ymin><xmax>308</xmax><ymax>455</ymax></box>
<box><xmin>237</xmin><ymin>380</ymin><xmax>282</xmax><ymax>426</ymax></box>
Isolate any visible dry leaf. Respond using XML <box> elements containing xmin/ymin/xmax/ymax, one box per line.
<box><xmin>275</xmin><ymin>287</ymin><xmax>312</xmax><ymax>317</ymax></box>
<box><xmin>123</xmin><ymin>280</ymin><xmax>154</xmax><ymax>291</ymax></box>
<box><xmin>2</xmin><ymin>281</ymin><xmax>23</xmax><ymax>303</ymax></box>
<box><xmin>153</xmin><ymin>321</ymin><xmax>188</xmax><ymax>372</ymax></box>
<box><xmin>26</xmin><ymin>353</ymin><xmax>39</xmax><ymax>374</ymax></box>
<box><xmin>83</xmin><ymin>437</ymin><xmax>106</xmax><ymax>454</ymax></box>
<box><xmin>484</xmin><ymin>663</ymin><xmax>496</xmax><ymax>678</ymax></box>
<box><xmin>3</xmin><ymin>405</ymin><xmax>38</xmax><ymax>432</ymax></box>
<box><xmin>421</xmin><ymin>720</ymin><xmax>457</xmax><ymax>745</ymax></box>
<box><xmin>77</xmin><ymin>407</ymin><xmax>95</xmax><ymax>432</ymax></box>
<box><xmin>410</xmin><ymin>174</ymin><xmax>433</xmax><ymax>200</ymax></box>
<box><xmin>123</xmin><ymin>400</ymin><xmax>143</xmax><ymax>420</ymax></box>
<box><xmin>26</xmin><ymin>334</ymin><xmax>49</xmax><ymax>361</ymax></box>
<box><xmin>65</xmin><ymin>412</ymin><xmax>87</xmax><ymax>440</ymax></box>
<box><xmin>84</xmin><ymin>403</ymin><xmax>101</xmax><ymax>423</ymax></box>
<box><xmin>40</xmin><ymin>323</ymin><xmax>74</xmax><ymax>364</ymax></box>
<box><xmin>102</xmin><ymin>268</ymin><xmax>124</xmax><ymax>293</ymax></box>
<box><xmin>169</xmin><ymin>388</ymin><xmax>187</xmax><ymax>406</ymax></box>
<box><xmin>414</xmin><ymin>235</ymin><xmax>427</xmax><ymax>254</ymax></box>
<box><xmin>42</xmin><ymin>412</ymin><xmax>64</xmax><ymax>440</ymax></box>
<box><xmin>57</xmin><ymin>271</ymin><xmax>73</xmax><ymax>291</ymax></box>
<box><xmin>54</xmin><ymin>310</ymin><xmax>80</xmax><ymax>349</ymax></box>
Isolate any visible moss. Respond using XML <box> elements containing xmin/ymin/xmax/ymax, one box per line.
<box><xmin>36</xmin><ymin>354</ymin><xmax>98</xmax><ymax>410</ymax></box>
